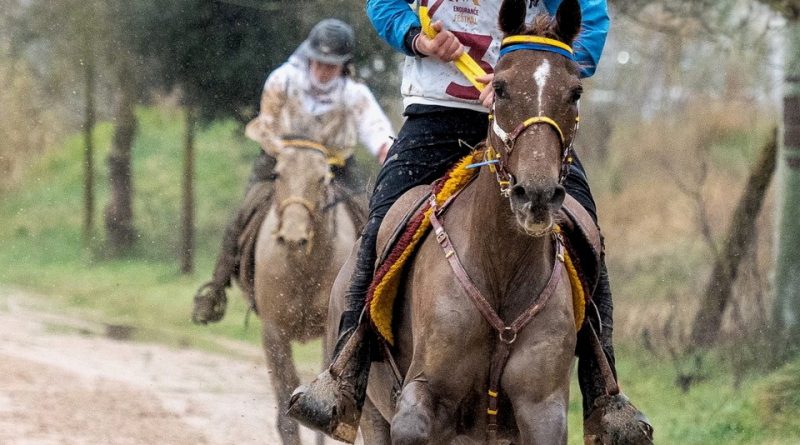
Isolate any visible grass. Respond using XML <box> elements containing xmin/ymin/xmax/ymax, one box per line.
<box><xmin>1</xmin><ymin>105</ymin><xmax>798</xmax><ymax>444</ymax></box>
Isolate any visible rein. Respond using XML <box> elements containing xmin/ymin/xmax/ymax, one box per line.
<box><xmin>485</xmin><ymin>35</ymin><xmax>580</xmax><ymax>197</ymax></box>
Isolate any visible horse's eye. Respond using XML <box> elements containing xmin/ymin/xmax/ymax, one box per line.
<box><xmin>493</xmin><ymin>81</ymin><xmax>508</xmax><ymax>99</ymax></box>
<box><xmin>569</xmin><ymin>87</ymin><xmax>583</xmax><ymax>104</ymax></box>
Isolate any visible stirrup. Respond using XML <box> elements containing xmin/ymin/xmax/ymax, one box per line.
<box><xmin>584</xmin><ymin>393</ymin><xmax>654</xmax><ymax>445</ymax></box>
<box><xmin>191</xmin><ymin>282</ymin><xmax>228</xmax><ymax>325</ymax></box>
<box><xmin>287</xmin><ymin>324</ymin><xmax>370</xmax><ymax>443</ymax></box>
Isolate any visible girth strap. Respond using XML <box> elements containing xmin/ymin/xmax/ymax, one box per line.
<box><xmin>428</xmin><ymin>198</ymin><xmax>564</xmax><ymax>444</ymax></box>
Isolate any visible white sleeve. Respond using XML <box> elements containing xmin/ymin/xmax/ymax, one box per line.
<box><xmin>348</xmin><ymin>83</ymin><xmax>395</xmax><ymax>156</ymax></box>
<box><xmin>244</xmin><ymin>65</ymin><xmax>292</xmax><ymax>154</ymax></box>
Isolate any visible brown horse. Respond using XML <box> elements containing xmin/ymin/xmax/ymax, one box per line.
<box><xmin>254</xmin><ymin>141</ymin><xmax>359</xmax><ymax>445</ymax></box>
<box><xmin>325</xmin><ymin>1</ymin><xmax>585</xmax><ymax>443</ymax></box>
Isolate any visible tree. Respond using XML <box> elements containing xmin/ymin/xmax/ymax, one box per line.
<box><xmin>769</xmin><ymin>4</ymin><xmax>800</xmax><ymax>354</ymax></box>
<box><xmin>128</xmin><ymin>0</ymin><xmax>398</xmax><ymax>273</ymax></box>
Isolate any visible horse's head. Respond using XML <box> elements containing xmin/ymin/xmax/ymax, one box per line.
<box><xmin>491</xmin><ymin>0</ymin><xmax>582</xmax><ymax>236</ymax></box>
<box><xmin>272</xmin><ymin>139</ymin><xmax>333</xmax><ymax>252</ymax></box>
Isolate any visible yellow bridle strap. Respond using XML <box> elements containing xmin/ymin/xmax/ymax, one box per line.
<box><xmin>281</xmin><ymin>139</ymin><xmax>347</xmax><ymax>167</ymax></box>
<box><xmin>500</xmin><ymin>36</ymin><xmax>574</xmax><ymax>54</ymax></box>
<box><xmin>419</xmin><ymin>6</ymin><xmax>488</xmax><ymax>90</ymax></box>
<box><xmin>278</xmin><ymin>196</ymin><xmax>317</xmax><ymax>215</ymax></box>
<box><xmin>519</xmin><ymin>116</ymin><xmax>565</xmax><ymax>145</ymax></box>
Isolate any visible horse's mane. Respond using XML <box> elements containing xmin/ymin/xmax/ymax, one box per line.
<box><xmin>524</xmin><ymin>15</ymin><xmax>562</xmax><ymax>41</ymax></box>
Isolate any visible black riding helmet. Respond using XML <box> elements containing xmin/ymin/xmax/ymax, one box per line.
<box><xmin>300</xmin><ymin>19</ymin><xmax>355</xmax><ymax>65</ymax></box>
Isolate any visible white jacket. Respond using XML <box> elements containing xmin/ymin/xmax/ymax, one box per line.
<box><xmin>245</xmin><ymin>56</ymin><xmax>395</xmax><ymax>160</ymax></box>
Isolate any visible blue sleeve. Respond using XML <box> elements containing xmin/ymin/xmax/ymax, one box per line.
<box><xmin>366</xmin><ymin>0</ymin><xmax>421</xmax><ymax>56</ymax></box>
<box><xmin>546</xmin><ymin>0</ymin><xmax>610</xmax><ymax>78</ymax></box>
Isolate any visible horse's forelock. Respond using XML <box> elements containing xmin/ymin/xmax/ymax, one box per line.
<box><xmin>521</xmin><ymin>15</ymin><xmax>561</xmax><ymax>41</ymax></box>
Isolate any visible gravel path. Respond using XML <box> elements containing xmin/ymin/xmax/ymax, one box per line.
<box><xmin>0</xmin><ymin>288</ymin><xmax>332</xmax><ymax>445</ymax></box>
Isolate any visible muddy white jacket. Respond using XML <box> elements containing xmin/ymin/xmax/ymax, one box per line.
<box><xmin>245</xmin><ymin>55</ymin><xmax>395</xmax><ymax>161</ymax></box>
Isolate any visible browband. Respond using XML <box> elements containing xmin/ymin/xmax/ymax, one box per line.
<box><xmin>499</xmin><ymin>36</ymin><xmax>574</xmax><ymax>60</ymax></box>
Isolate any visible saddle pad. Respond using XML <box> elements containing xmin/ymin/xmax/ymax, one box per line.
<box><xmin>366</xmin><ymin>153</ymin><xmax>479</xmax><ymax>345</ymax></box>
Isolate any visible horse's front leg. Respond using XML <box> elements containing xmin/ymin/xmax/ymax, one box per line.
<box><xmin>391</xmin><ymin>379</ymin><xmax>435</xmax><ymax>445</ymax></box>
<box><xmin>511</xmin><ymin>393</ymin><xmax>570</xmax><ymax>445</ymax></box>
<box><xmin>261</xmin><ymin>317</ymin><xmax>302</xmax><ymax>445</ymax></box>
<box><xmin>391</xmin><ymin>379</ymin><xmax>458</xmax><ymax>445</ymax></box>
<box><xmin>360</xmin><ymin>397</ymin><xmax>391</xmax><ymax>445</ymax></box>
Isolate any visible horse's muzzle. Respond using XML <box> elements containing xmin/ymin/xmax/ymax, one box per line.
<box><xmin>509</xmin><ymin>183</ymin><xmax>565</xmax><ymax>235</ymax></box>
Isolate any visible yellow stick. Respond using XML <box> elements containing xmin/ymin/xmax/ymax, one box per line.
<box><xmin>419</xmin><ymin>6</ymin><xmax>488</xmax><ymax>90</ymax></box>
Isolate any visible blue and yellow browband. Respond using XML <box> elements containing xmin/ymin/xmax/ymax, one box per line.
<box><xmin>499</xmin><ymin>36</ymin><xmax>574</xmax><ymax>60</ymax></box>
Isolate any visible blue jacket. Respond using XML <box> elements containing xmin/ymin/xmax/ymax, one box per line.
<box><xmin>366</xmin><ymin>0</ymin><xmax>609</xmax><ymax>78</ymax></box>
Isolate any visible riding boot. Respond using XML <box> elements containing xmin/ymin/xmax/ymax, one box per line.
<box><xmin>288</xmin><ymin>217</ymin><xmax>381</xmax><ymax>444</ymax></box>
<box><xmin>580</xmin><ymin>261</ymin><xmax>654</xmax><ymax>445</ymax></box>
<box><xmin>191</xmin><ymin>216</ymin><xmax>240</xmax><ymax>324</ymax></box>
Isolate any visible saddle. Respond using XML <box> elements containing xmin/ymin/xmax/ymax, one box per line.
<box><xmin>368</xmin><ymin>156</ymin><xmax>603</xmax><ymax>344</ymax></box>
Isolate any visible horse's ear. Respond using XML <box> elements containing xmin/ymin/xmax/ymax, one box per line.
<box><xmin>555</xmin><ymin>0</ymin><xmax>582</xmax><ymax>45</ymax></box>
<box><xmin>498</xmin><ymin>0</ymin><xmax>527</xmax><ymax>36</ymax></box>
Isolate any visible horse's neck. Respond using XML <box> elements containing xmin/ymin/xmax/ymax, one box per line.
<box><xmin>466</xmin><ymin>168</ymin><xmax>555</xmax><ymax>303</ymax></box>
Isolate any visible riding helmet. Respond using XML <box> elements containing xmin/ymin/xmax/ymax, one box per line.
<box><xmin>301</xmin><ymin>19</ymin><xmax>355</xmax><ymax>65</ymax></box>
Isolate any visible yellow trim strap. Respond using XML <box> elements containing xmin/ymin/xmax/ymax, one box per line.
<box><xmin>282</xmin><ymin>139</ymin><xmax>347</xmax><ymax>167</ymax></box>
<box><xmin>520</xmin><ymin>117</ymin><xmax>565</xmax><ymax>145</ymax></box>
<box><xmin>501</xmin><ymin>36</ymin><xmax>574</xmax><ymax>54</ymax></box>
<box><xmin>419</xmin><ymin>6</ymin><xmax>488</xmax><ymax>90</ymax></box>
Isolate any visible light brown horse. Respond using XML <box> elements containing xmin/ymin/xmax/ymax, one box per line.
<box><xmin>255</xmin><ymin>142</ymin><xmax>359</xmax><ymax>445</ymax></box>
<box><xmin>326</xmin><ymin>1</ymin><xmax>584</xmax><ymax>443</ymax></box>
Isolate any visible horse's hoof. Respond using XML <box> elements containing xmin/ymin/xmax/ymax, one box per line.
<box><xmin>584</xmin><ymin>393</ymin><xmax>653</xmax><ymax>445</ymax></box>
<box><xmin>287</xmin><ymin>370</ymin><xmax>360</xmax><ymax>444</ymax></box>
<box><xmin>191</xmin><ymin>283</ymin><xmax>227</xmax><ymax>325</ymax></box>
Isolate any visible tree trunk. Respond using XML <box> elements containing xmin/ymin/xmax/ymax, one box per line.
<box><xmin>180</xmin><ymin>107</ymin><xmax>196</xmax><ymax>275</ymax></box>
<box><xmin>104</xmin><ymin>62</ymin><xmax>137</xmax><ymax>256</ymax></box>
<box><xmin>82</xmin><ymin>49</ymin><xmax>96</xmax><ymax>245</ymax></box>
<box><xmin>773</xmin><ymin>19</ymin><xmax>800</xmax><ymax>350</ymax></box>
<box><xmin>690</xmin><ymin>130</ymin><xmax>778</xmax><ymax>349</ymax></box>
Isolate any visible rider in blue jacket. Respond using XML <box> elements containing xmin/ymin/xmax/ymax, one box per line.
<box><xmin>291</xmin><ymin>1</ymin><xmax>652</xmax><ymax>443</ymax></box>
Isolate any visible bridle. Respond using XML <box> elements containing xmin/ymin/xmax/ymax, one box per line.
<box><xmin>483</xmin><ymin>35</ymin><xmax>581</xmax><ymax>197</ymax></box>
<box><xmin>273</xmin><ymin>139</ymin><xmax>337</xmax><ymax>252</ymax></box>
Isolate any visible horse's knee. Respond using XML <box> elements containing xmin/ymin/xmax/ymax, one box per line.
<box><xmin>391</xmin><ymin>382</ymin><xmax>435</xmax><ymax>445</ymax></box>
<box><xmin>514</xmin><ymin>398</ymin><xmax>568</xmax><ymax>445</ymax></box>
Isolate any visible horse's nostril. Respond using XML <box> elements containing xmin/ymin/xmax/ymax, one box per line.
<box><xmin>276</xmin><ymin>235</ymin><xmax>286</xmax><ymax>244</ymax></box>
<box><xmin>298</xmin><ymin>239</ymin><xmax>308</xmax><ymax>248</ymax></box>
<box><xmin>510</xmin><ymin>185</ymin><xmax>527</xmax><ymax>202</ymax></box>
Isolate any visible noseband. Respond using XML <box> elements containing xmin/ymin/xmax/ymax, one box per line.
<box><xmin>484</xmin><ymin>36</ymin><xmax>580</xmax><ymax>197</ymax></box>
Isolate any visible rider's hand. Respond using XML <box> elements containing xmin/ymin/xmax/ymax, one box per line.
<box><xmin>477</xmin><ymin>73</ymin><xmax>495</xmax><ymax>109</ymax></box>
<box><xmin>414</xmin><ymin>21</ymin><xmax>464</xmax><ymax>62</ymax></box>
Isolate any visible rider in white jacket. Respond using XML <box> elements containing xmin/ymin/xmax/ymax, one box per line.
<box><xmin>192</xmin><ymin>19</ymin><xmax>395</xmax><ymax>324</ymax></box>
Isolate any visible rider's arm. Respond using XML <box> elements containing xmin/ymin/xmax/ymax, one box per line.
<box><xmin>348</xmin><ymin>83</ymin><xmax>395</xmax><ymax>163</ymax></box>
<box><xmin>547</xmin><ymin>0</ymin><xmax>610</xmax><ymax>78</ymax></box>
<box><xmin>366</xmin><ymin>0</ymin><xmax>421</xmax><ymax>56</ymax></box>
<box><xmin>245</xmin><ymin>65</ymin><xmax>290</xmax><ymax>154</ymax></box>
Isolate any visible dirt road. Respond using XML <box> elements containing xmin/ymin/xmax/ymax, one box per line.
<box><xmin>0</xmin><ymin>289</ymin><xmax>329</xmax><ymax>445</ymax></box>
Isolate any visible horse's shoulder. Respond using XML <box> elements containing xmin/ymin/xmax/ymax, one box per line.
<box><xmin>376</xmin><ymin>185</ymin><xmax>432</xmax><ymax>265</ymax></box>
